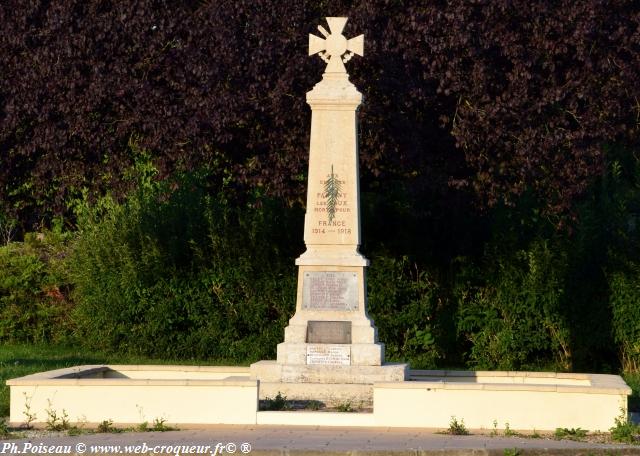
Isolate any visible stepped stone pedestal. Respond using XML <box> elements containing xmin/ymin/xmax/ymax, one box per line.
<box><xmin>250</xmin><ymin>17</ymin><xmax>407</xmax><ymax>402</ymax></box>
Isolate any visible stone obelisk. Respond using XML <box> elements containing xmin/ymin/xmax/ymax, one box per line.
<box><xmin>251</xmin><ymin>17</ymin><xmax>406</xmax><ymax>392</ymax></box>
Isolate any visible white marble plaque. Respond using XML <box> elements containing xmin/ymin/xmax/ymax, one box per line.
<box><xmin>302</xmin><ymin>271</ymin><xmax>358</xmax><ymax>310</ymax></box>
<box><xmin>306</xmin><ymin>344</ymin><xmax>351</xmax><ymax>365</ymax></box>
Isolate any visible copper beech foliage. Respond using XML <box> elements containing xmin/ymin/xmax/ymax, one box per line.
<box><xmin>1</xmin><ymin>0</ymin><xmax>639</xmax><ymax>227</ymax></box>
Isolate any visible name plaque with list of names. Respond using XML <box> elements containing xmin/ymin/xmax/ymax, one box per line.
<box><xmin>306</xmin><ymin>344</ymin><xmax>351</xmax><ymax>365</ymax></box>
<box><xmin>302</xmin><ymin>271</ymin><xmax>358</xmax><ymax>310</ymax></box>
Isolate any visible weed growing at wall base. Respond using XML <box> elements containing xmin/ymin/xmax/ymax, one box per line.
<box><xmin>610</xmin><ymin>410</ymin><xmax>640</xmax><ymax>443</ymax></box>
<box><xmin>97</xmin><ymin>420</ymin><xmax>122</xmax><ymax>433</ymax></box>
<box><xmin>448</xmin><ymin>416</ymin><xmax>469</xmax><ymax>435</ymax></box>
<box><xmin>44</xmin><ymin>400</ymin><xmax>70</xmax><ymax>432</ymax></box>
<box><xmin>260</xmin><ymin>392</ymin><xmax>289</xmax><ymax>411</ymax></box>
<box><xmin>554</xmin><ymin>427</ymin><xmax>588</xmax><ymax>440</ymax></box>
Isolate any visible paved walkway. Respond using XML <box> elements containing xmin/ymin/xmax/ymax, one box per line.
<box><xmin>4</xmin><ymin>426</ymin><xmax>640</xmax><ymax>455</ymax></box>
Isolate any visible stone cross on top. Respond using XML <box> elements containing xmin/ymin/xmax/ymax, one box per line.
<box><xmin>309</xmin><ymin>17</ymin><xmax>364</xmax><ymax>74</ymax></box>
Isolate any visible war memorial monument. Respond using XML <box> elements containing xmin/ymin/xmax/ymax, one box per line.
<box><xmin>7</xmin><ymin>17</ymin><xmax>630</xmax><ymax>431</ymax></box>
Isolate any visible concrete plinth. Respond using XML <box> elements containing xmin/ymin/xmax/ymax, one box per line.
<box><xmin>258</xmin><ymin>381</ymin><xmax>374</xmax><ymax>407</ymax></box>
<box><xmin>251</xmin><ymin>359</ymin><xmax>407</xmax><ymax>405</ymax></box>
<box><xmin>250</xmin><ymin>360</ymin><xmax>407</xmax><ymax>384</ymax></box>
<box><xmin>276</xmin><ymin>342</ymin><xmax>384</xmax><ymax>366</ymax></box>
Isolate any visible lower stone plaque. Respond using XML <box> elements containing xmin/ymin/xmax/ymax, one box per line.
<box><xmin>306</xmin><ymin>344</ymin><xmax>351</xmax><ymax>365</ymax></box>
<box><xmin>306</xmin><ymin>321</ymin><xmax>352</xmax><ymax>344</ymax></box>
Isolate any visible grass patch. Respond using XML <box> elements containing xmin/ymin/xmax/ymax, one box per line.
<box><xmin>0</xmin><ymin>343</ymin><xmax>237</xmax><ymax>419</ymax></box>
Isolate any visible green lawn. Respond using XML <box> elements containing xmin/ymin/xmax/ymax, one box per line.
<box><xmin>0</xmin><ymin>344</ymin><xmax>237</xmax><ymax>418</ymax></box>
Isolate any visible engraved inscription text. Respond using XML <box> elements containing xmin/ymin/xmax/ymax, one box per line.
<box><xmin>302</xmin><ymin>271</ymin><xmax>358</xmax><ymax>310</ymax></box>
<box><xmin>306</xmin><ymin>345</ymin><xmax>351</xmax><ymax>365</ymax></box>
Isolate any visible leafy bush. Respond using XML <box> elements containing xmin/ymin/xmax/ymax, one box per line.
<box><xmin>0</xmin><ymin>225</ymin><xmax>74</xmax><ymax>343</ymax></box>
<box><xmin>610</xmin><ymin>267</ymin><xmax>640</xmax><ymax>373</ymax></box>
<box><xmin>623</xmin><ymin>373</ymin><xmax>640</xmax><ymax>412</ymax></box>
<box><xmin>368</xmin><ymin>255</ymin><xmax>449</xmax><ymax>368</ymax></box>
<box><xmin>602</xmin><ymin>148</ymin><xmax>640</xmax><ymax>374</ymax></box>
<box><xmin>456</xmin><ymin>238</ymin><xmax>571</xmax><ymax>370</ymax></box>
<box><xmin>69</xmin><ymin>163</ymin><xmax>301</xmax><ymax>361</ymax></box>
<box><xmin>0</xmin><ymin>417</ymin><xmax>9</xmax><ymax>437</ymax></box>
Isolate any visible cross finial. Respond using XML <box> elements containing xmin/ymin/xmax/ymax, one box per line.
<box><xmin>309</xmin><ymin>17</ymin><xmax>364</xmax><ymax>74</ymax></box>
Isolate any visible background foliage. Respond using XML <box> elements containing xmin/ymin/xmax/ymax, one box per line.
<box><xmin>2</xmin><ymin>0</ymin><xmax>638</xmax><ymax>228</ymax></box>
<box><xmin>0</xmin><ymin>0</ymin><xmax>639</xmax><ymax>387</ymax></box>
<box><xmin>69</xmin><ymin>155</ymin><xmax>301</xmax><ymax>360</ymax></box>
<box><xmin>0</xmin><ymin>225</ymin><xmax>73</xmax><ymax>344</ymax></box>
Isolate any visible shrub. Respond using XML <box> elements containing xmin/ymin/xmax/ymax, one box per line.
<box><xmin>0</xmin><ymin>417</ymin><xmax>9</xmax><ymax>437</ymax></box>
<box><xmin>69</xmin><ymin>164</ymin><xmax>301</xmax><ymax>361</ymax></box>
<box><xmin>0</xmin><ymin>225</ymin><xmax>74</xmax><ymax>343</ymax></box>
<box><xmin>610</xmin><ymin>266</ymin><xmax>640</xmax><ymax>373</ymax></box>
<box><xmin>623</xmin><ymin>373</ymin><xmax>640</xmax><ymax>412</ymax></box>
<box><xmin>368</xmin><ymin>255</ymin><xmax>449</xmax><ymax>368</ymax></box>
<box><xmin>456</xmin><ymin>237</ymin><xmax>571</xmax><ymax>370</ymax></box>
<box><xmin>608</xmin><ymin>152</ymin><xmax>640</xmax><ymax>373</ymax></box>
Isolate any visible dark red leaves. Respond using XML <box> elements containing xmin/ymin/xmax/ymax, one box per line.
<box><xmin>0</xmin><ymin>0</ymin><xmax>639</xmax><ymax>228</ymax></box>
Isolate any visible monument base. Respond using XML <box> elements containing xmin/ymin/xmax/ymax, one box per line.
<box><xmin>250</xmin><ymin>359</ymin><xmax>407</xmax><ymax>384</ymax></box>
<box><xmin>258</xmin><ymin>380</ymin><xmax>375</xmax><ymax>407</ymax></box>
<box><xmin>276</xmin><ymin>341</ymin><xmax>384</xmax><ymax>366</ymax></box>
<box><xmin>250</xmin><ymin>359</ymin><xmax>407</xmax><ymax>407</ymax></box>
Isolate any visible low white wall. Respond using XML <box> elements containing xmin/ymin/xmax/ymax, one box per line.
<box><xmin>106</xmin><ymin>365</ymin><xmax>250</xmax><ymax>380</ymax></box>
<box><xmin>7</xmin><ymin>366</ymin><xmax>631</xmax><ymax>431</ymax></box>
<box><xmin>374</xmin><ymin>379</ymin><xmax>629</xmax><ymax>431</ymax></box>
<box><xmin>9</xmin><ymin>377</ymin><xmax>257</xmax><ymax>426</ymax></box>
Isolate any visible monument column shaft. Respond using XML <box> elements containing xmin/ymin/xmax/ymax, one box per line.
<box><xmin>296</xmin><ymin>75</ymin><xmax>368</xmax><ymax>268</ymax></box>
<box><xmin>304</xmin><ymin>101</ymin><xmax>362</xmax><ymax>250</ymax></box>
